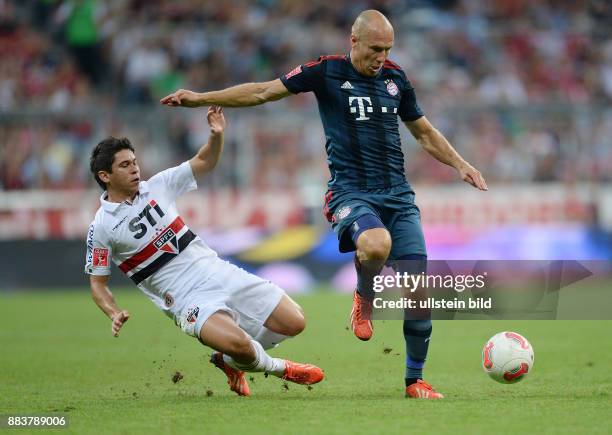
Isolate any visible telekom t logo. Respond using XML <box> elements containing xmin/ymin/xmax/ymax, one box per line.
<box><xmin>349</xmin><ymin>96</ymin><xmax>373</xmax><ymax>120</ymax></box>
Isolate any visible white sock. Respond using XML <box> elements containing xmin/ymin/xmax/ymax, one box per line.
<box><xmin>223</xmin><ymin>340</ymin><xmax>286</xmax><ymax>376</ymax></box>
<box><xmin>254</xmin><ymin>327</ymin><xmax>290</xmax><ymax>350</ymax></box>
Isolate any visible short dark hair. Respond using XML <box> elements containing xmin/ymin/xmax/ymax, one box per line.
<box><xmin>90</xmin><ymin>137</ymin><xmax>135</xmax><ymax>190</ymax></box>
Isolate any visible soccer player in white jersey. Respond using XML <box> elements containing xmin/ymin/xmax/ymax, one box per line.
<box><xmin>85</xmin><ymin>106</ymin><xmax>324</xmax><ymax>396</ymax></box>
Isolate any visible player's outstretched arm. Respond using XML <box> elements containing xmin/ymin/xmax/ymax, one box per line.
<box><xmin>405</xmin><ymin>117</ymin><xmax>488</xmax><ymax>191</ymax></box>
<box><xmin>160</xmin><ymin>79</ymin><xmax>291</xmax><ymax>108</ymax></box>
<box><xmin>90</xmin><ymin>275</ymin><xmax>130</xmax><ymax>337</ymax></box>
<box><xmin>189</xmin><ymin>106</ymin><xmax>226</xmax><ymax>177</ymax></box>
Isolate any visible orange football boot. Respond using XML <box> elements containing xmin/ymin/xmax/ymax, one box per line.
<box><xmin>210</xmin><ymin>352</ymin><xmax>250</xmax><ymax>396</ymax></box>
<box><xmin>350</xmin><ymin>290</ymin><xmax>373</xmax><ymax>340</ymax></box>
<box><xmin>405</xmin><ymin>379</ymin><xmax>444</xmax><ymax>399</ymax></box>
<box><xmin>281</xmin><ymin>361</ymin><xmax>325</xmax><ymax>385</ymax></box>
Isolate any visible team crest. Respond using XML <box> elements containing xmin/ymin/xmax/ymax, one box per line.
<box><xmin>153</xmin><ymin>228</ymin><xmax>179</xmax><ymax>254</ymax></box>
<box><xmin>186</xmin><ymin>306</ymin><xmax>199</xmax><ymax>324</ymax></box>
<box><xmin>336</xmin><ymin>206</ymin><xmax>352</xmax><ymax>220</ymax></box>
<box><xmin>385</xmin><ymin>79</ymin><xmax>398</xmax><ymax>96</ymax></box>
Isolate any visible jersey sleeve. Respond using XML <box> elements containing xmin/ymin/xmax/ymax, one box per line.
<box><xmin>398</xmin><ymin>77</ymin><xmax>424</xmax><ymax>122</ymax></box>
<box><xmin>280</xmin><ymin>58</ymin><xmax>325</xmax><ymax>94</ymax></box>
<box><xmin>85</xmin><ymin>222</ymin><xmax>112</xmax><ymax>276</ymax></box>
<box><xmin>147</xmin><ymin>161</ymin><xmax>197</xmax><ymax>200</ymax></box>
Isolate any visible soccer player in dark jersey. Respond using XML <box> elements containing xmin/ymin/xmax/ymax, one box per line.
<box><xmin>161</xmin><ymin>10</ymin><xmax>487</xmax><ymax>399</ymax></box>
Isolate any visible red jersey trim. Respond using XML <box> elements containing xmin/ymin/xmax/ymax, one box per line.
<box><xmin>383</xmin><ymin>59</ymin><xmax>402</xmax><ymax>70</ymax></box>
<box><xmin>304</xmin><ymin>54</ymin><xmax>347</xmax><ymax>67</ymax></box>
<box><xmin>119</xmin><ymin>216</ymin><xmax>186</xmax><ymax>273</ymax></box>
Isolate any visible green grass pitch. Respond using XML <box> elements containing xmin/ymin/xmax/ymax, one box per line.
<box><xmin>1</xmin><ymin>290</ymin><xmax>610</xmax><ymax>434</ymax></box>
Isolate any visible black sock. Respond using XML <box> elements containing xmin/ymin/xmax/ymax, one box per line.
<box><xmin>403</xmin><ymin>319</ymin><xmax>432</xmax><ymax>382</ymax></box>
<box><xmin>405</xmin><ymin>377</ymin><xmax>421</xmax><ymax>387</ymax></box>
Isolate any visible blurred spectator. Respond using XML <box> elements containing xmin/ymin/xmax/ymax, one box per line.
<box><xmin>0</xmin><ymin>0</ymin><xmax>611</xmax><ymax>190</ymax></box>
<box><xmin>54</xmin><ymin>0</ymin><xmax>108</xmax><ymax>86</ymax></box>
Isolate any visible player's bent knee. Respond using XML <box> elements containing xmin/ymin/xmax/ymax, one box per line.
<box><xmin>294</xmin><ymin>301</ymin><xmax>305</xmax><ymax>316</ymax></box>
<box><xmin>288</xmin><ymin>299</ymin><xmax>306</xmax><ymax>336</ymax></box>
<box><xmin>284</xmin><ymin>296</ymin><xmax>305</xmax><ymax>316</ymax></box>
<box><xmin>264</xmin><ymin>294</ymin><xmax>306</xmax><ymax>337</ymax></box>
<box><xmin>357</xmin><ymin>230</ymin><xmax>392</xmax><ymax>262</ymax></box>
<box><xmin>284</xmin><ymin>312</ymin><xmax>306</xmax><ymax>337</ymax></box>
<box><xmin>268</xmin><ymin>310</ymin><xmax>306</xmax><ymax>337</ymax></box>
<box><xmin>367</xmin><ymin>243</ymin><xmax>391</xmax><ymax>261</ymax></box>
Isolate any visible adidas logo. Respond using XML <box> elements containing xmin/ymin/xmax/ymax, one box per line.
<box><xmin>341</xmin><ymin>81</ymin><xmax>354</xmax><ymax>89</ymax></box>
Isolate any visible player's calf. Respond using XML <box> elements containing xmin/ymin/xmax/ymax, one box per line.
<box><xmin>349</xmin><ymin>224</ymin><xmax>391</xmax><ymax>340</ymax></box>
<box><xmin>355</xmin><ymin>227</ymin><xmax>391</xmax><ymax>300</ymax></box>
<box><xmin>199</xmin><ymin>314</ymin><xmax>257</xmax><ymax>364</ymax></box>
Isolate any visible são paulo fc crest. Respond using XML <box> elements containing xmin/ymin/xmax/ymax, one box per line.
<box><xmin>336</xmin><ymin>206</ymin><xmax>352</xmax><ymax>220</ymax></box>
<box><xmin>186</xmin><ymin>306</ymin><xmax>199</xmax><ymax>324</ymax></box>
<box><xmin>385</xmin><ymin>79</ymin><xmax>399</xmax><ymax>96</ymax></box>
<box><xmin>153</xmin><ymin>228</ymin><xmax>179</xmax><ymax>254</ymax></box>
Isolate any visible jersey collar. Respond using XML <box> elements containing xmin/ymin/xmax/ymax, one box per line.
<box><xmin>99</xmin><ymin>181</ymin><xmax>148</xmax><ymax>213</ymax></box>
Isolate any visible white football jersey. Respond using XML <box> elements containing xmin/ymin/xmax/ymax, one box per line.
<box><xmin>85</xmin><ymin>161</ymin><xmax>218</xmax><ymax>315</ymax></box>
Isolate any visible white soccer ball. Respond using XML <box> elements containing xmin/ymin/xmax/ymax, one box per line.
<box><xmin>482</xmin><ymin>331</ymin><xmax>534</xmax><ymax>384</ymax></box>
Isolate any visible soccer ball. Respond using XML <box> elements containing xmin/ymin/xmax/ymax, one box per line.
<box><xmin>482</xmin><ymin>331</ymin><xmax>534</xmax><ymax>384</ymax></box>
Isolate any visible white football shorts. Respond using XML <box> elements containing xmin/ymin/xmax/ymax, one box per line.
<box><xmin>173</xmin><ymin>257</ymin><xmax>285</xmax><ymax>339</ymax></box>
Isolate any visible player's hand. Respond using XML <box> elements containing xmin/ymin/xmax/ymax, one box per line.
<box><xmin>457</xmin><ymin>162</ymin><xmax>488</xmax><ymax>191</ymax></box>
<box><xmin>160</xmin><ymin>89</ymin><xmax>202</xmax><ymax>107</ymax></box>
<box><xmin>207</xmin><ymin>106</ymin><xmax>225</xmax><ymax>135</ymax></box>
<box><xmin>111</xmin><ymin>310</ymin><xmax>130</xmax><ymax>337</ymax></box>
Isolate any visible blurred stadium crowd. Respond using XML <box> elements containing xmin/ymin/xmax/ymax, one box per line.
<box><xmin>1</xmin><ymin>0</ymin><xmax>611</xmax><ymax>190</ymax></box>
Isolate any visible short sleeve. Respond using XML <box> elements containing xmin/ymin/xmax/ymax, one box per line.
<box><xmin>280</xmin><ymin>58</ymin><xmax>325</xmax><ymax>94</ymax></box>
<box><xmin>85</xmin><ymin>222</ymin><xmax>112</xmax><ymax>276</ymax></box>
<box><xmin>398</xmin><ymin>81</ymin><xmax>424</xmax><ymax>122</ymax></box>
<box><xmin>147</xmin><ymin>161</ymin><xmax>197</xmax><ymax>200</ymax></box>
